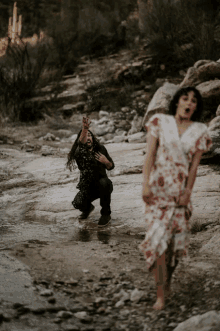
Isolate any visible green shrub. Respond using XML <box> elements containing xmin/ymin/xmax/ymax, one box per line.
<box><xmin>144</xmin><ymin>0</ymin><xmax>220</xmax><ymax>71</ymax></box>
<box><xmin>0</xmin><ymin>40</ymin><xmax>48</xmax><ymax>121</ymax></box>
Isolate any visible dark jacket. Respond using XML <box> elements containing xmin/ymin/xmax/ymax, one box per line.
<box><xmin>74</xmin><ymin>141</ymin><xmax>114</xmax><ymax>190</ymax></box>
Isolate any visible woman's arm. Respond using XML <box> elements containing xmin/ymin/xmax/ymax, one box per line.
<box><xmin>142</xmin><ymin>133</ymin><xmax>158</xmax><ymax>204</ymax></box>
<box><xmin>79</xmin><ymin>117</ymin><xmax>91</xmax><ymax>144</ymax></box>
<box><xmin>178</xmin><ymin>150</ymin><xmax>203</xmax><ymax>206</ymax></box>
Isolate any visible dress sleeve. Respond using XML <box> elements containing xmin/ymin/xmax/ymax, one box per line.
<box><xmin>145</xmin><ymin>114</ymin><xmax>160</xmax><ymax>138</ymax></box>
<box><xmin>195</xmin><ymin>130</ymin><xmax>212</xmax><ymax>153</ymax></box>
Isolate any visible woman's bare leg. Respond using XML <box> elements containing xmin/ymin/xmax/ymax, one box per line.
<box><xmin>165</xmin><ymin>259</ymin><xmax>178</xmax><ymax>297</ymax></box>
<box><xmin>152</xmin><ymin>252</ymin><xmax>166</xmax><ymax>310</ymax></box>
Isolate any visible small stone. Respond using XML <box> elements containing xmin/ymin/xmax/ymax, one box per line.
<box><xmin>74</xmin><ymin>311</ymin><xmax>92</xmax><ymax>323</ymax></box>
<box><xmin>99</xmin><ymin>110</ymin><xmax>109</xmax><ymax>118</ymax></box>
<box><xmin>130</xmin><ymin>289</ymin><xmax>144</xmax><ymax>302</ymax></box>
<box><xmin>120</xmin><ymin>309</ymin><xmax>130</xmax><ymax>316</ymax></box>
<box><xmin>82</xmin><ymin>269</ymin><xmax>89</xmax><ymax>273</ymax></box>
<box><xmin>66</xmin><ymin>279</ymin><xmax>78</xmax><ymax>286</ymax></box>
<box><xmin>29</xmin><ymin>304</ymin><xmax>46</xmax><ymax>314</ymax></box>
<box><xmin>115</xmin><ymin>300</ymin><xmax>124</xmax><ymax>308</ymax></box>
<box><xmin>95</xmin><ymin>297</ymin><xmax>107</xmax><ymax>304</ymax></box>
<box><xmin>57</xmin><ymin>310</ymin><xmax>73</xmax><ymax>319</ymax></box>
<box><xmin>48</xmin><ymin>297</ymin><xmax>56</xmax><ymax>304</ymax></box>
<box><xmin>97</xmin><ymin>307</ymin><xmax>106</xmax><ymax>314</ymax></box>
<box><xmin>168</xmin><ymin>322</ymin><xmax>178</xmax><ymax>327</ymax></box>
<box><xmin>53</xmin><ymin>318</ymin><xmax>62</xmax><ymax>324</ymax></box>
<box><xmin>40</xmin><ymin>289</ymin><xmax>53</xmax><ymax>296</ymax></box>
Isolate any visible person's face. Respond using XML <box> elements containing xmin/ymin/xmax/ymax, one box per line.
<box><xmin>86</xmin><ymin>131</ymin><xmax>93</xmax><ymax>147</ymax></box>
<box><xmin>175</xmin><ymin>91</ymin><xmax>198</xmax><ymax>121</ymax></box>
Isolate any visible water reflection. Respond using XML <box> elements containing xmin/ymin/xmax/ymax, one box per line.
<box><xmin>97</xmin><ymin>231</ymin><xmax>111</xmax><ymax>244</ymax></box>
<box><xmin>77</xmin><ymin>229</ymin><xmax>91</xmax><ymax>242</ymax></box>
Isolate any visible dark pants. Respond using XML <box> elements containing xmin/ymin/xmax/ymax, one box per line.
<box><xmin>72</xmin><ymin>177</ymin><xmax>113</xmax><ymax>216</ymax></box>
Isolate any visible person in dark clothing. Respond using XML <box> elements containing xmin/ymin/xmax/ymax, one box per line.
<box><xmin>67</xmin><ymin>116</ymin><xmax>115</xmax><ymax>227</ymax></box>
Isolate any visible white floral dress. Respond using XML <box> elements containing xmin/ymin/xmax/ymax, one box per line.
<box><xmin>139</xmin><ymin>114</ymin><xmax>212</xmax><ymax>270</ymax></box>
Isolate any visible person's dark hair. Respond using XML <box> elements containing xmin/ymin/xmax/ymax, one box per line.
<box><xmin>168</xmin><ymin>86</ymin><xmax>203</xmax><ymax>122</ymax></box>
<box><xmin>66</xmin><ymin>129</ymin><xmax>101</xmax><ymax>171</ymax></box>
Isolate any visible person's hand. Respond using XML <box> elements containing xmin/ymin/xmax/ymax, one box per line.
<box><xmin>95</xmin><ymin>152</ymin><xmax>108</xmax><ymax>164</ymax></box>
<box><xmin>178</xmin><ymin>189</ymin><xmax>191</xmax><ymax>206</ymax></box>
<box><xmin>142</xmin><ymin>183</ymin><xmax>153</xmax><ymax>205</ymax></box>
<box><xmin>82</xmin><ymin>116</ymin><xmax>91</xmax><ymax>130</ymax></box>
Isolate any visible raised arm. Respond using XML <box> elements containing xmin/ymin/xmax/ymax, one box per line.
<box><xmin>142</xmin><ymin>133</ymin><xmax>158</xmax><ymax>204</ymax></box>
<box><xmin>79</xmin><ymin>116</ymin><xmax>91</xmax><ymax>144</ymax></box>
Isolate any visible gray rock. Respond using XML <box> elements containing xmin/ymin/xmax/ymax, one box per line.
<box><xmin>181</xmin><ymin>61</ymin><xmax>220</xmax><ymax>87</ymax></box>
<box><xmin>115</xmin><ymin>300</ymin><xmax>124</xmax><ymax>308</ymax></box>
<box><xmin>142</xmin><ymin>82</ymin><xmax>179</xmax><ymax>126</ymax></box>
<box><xmin>57</xmin><ymin>129</ymin><xmax>73</xmax><ymax>137</ymax></box>
<box><xmin>43</xmin><ymin>133</ymin><xmax>56</xmax><ymax>141</ymax></box>
<box><xmin>194</xmin><ymin>59</ymin><xmax>212</xmax><ymax>69</ymax></box>
<box><xmin>216</xmin><ymin>105</ymin><xmax>220</xmax><ymax>116</ymax></box>
<box><xmin>74</xmin><ymin>311</ymin><xmax>92</xmax><ymax>322</ymax></box>
<box><xmin>41</xmin><ymin>146</ymin><xmax>55</xmax><ymax>156</ymax></box>
<box><xmin>113</xmin><ymin>135</ymin><xmax>127</xmax><ymax>143</ymax></box>
<box><xmin>97</xmin><ymin>116</ymin><xmax>110</xmax><ymax>125</ymax></box>
<box><xmin>173</xmin><ymin>311</ymin><xmax>220</xmax><ymax>331</ymax></box>
<box><xmin>130</xmin><ymin>288</ymin><xmax>144</xmax><ymax>302</ymax></box>
<box><xmin>113</xmin><ymin>289</ymin><xmax>130</xmax><ymax>302</ymax></box>
<box><xmin>40</xmin><ymin>289</ymin><xmax>53</xmax><ymax>296</ymax></box>
<box><xmin>197</xmin><ymin>80</ymin><xmax>220</xmax><ymax>99</ymax></box>
<box><xmin>128</xmin><ymin>115</ymin><xmax>143</xmax><ymax>135</ymax></box>
<box><xmin>57</xmin><ymin>310</ymin><xmax>73</xmax><ymax>319</ymax></box>
<box><xmin>200</xmin><ymin>233</ymin><xmax>220</xmax><ymax>256</ymax></box>
<box><xmin>69</xmin><ymin>134</ymin><xmax>78</xmax><ymax>143</ymax></box>
<box><xmin>208</xmin><ymin>116</ymin><xmax>220</xmax><ymax>131</ymax></box>
<box><xmin>121</xmin><ymin>107</ymin><xmax>130</xmax><ymax>113</ymax></box>
<box><xmin>127</xmin><ymin>132</ymin><xmax>146</xmax><ymax>143</ymax></box>
<box><xmin>99</xmin><ymin>110</ymin><xmax>109</xmax><ymax>118</ymax></box>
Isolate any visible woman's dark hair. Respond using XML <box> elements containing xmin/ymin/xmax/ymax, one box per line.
<box><xmin>168</xmin><ymin>86</ymin><xmax>203</xmax><ymax>122</ymax></box>
<box><xmin>66</xmin><ymin>129</ymin><xmax>101</xmax><ymax>171</ymax></box>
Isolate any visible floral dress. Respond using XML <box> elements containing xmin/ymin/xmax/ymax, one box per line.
<box><xmin>139</xmin><ymin>114</ymin><xmax>212</xmax><ymax>270</ymax></box>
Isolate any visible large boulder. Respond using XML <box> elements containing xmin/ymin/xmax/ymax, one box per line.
<box><xmin>174</xmin><ymin>311</ymin><xmax>220</xmax><ymax>331</ymax></box>
<box><xmin>202</xmin><ymin>128</ymin><xmax>220</xmax><ymax>162</ymax></box>
<box><xmin>128</xmin><ymin>115</ymin><xmax>143</xmax><ymax>135</ymax></box>
<box><xmin>142</xmin><ymin>82</ymin><xmax>179</xmax><ymax>127</ymax></box>
<box><xmin>196</xmin><ymin>80</ymin><xmax>220</xmax><ymax>118</ymax></box>
<box><xmin>181</xmin><ymin>61</ymin><xmax>220</xmax><ymax>87</ymax></box>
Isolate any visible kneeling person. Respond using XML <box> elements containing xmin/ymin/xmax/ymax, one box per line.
<box><xmin>67</xmin><ymin>117</ymin><xmax>114</xmax><ymax>227</ymax></box>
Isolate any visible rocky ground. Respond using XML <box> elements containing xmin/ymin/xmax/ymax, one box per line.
<box><xmin>0</xmin><ymin>122</ymin><xmax>220</xmax><ymax>331</ymax></box>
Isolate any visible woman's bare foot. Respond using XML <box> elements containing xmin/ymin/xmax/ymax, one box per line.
<box><xmin>153</xmin><ymin>297</ymin><xmax>164</xmax><ymax>310</ymax></box>
<box><xmin>153</xmin><ymin>285</ymin><xmax>165</xmax><ymax>310</ymax></box>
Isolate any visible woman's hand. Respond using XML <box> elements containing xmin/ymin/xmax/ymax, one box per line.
<box><xmin>142</xmin><ymin>183</ymin><xmax>153</xmax><ymax>205</ymax></box>
<box><xmin>95</xmin><ymin>152</ymin><xmax>108</xmax><ymax>164</ymax></box>
<box><xmin>178</xmin><ymin>189</ymin><xmax>191</xmax><ymax>206</ymax></box>
<box><xmin>82</xmin><ymin>116</ymin><xmax>91</xmax><ymax>130</ymax></box>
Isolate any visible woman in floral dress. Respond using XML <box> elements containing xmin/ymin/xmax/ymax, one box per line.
<box><xmin>140</xmin><ymin>87</ymin><xmax>212</xmax><ymax>310</ymax></box>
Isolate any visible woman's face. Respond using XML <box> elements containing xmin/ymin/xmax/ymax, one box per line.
<box><xmin>175</xmin><ymin>91</ymin><xmax>198</xmax><ymax>121</ymax></box>
<box><xmin>87</xmin><ymin>131</ymin><xmax>93</xmax><ymax>147</ymax></box>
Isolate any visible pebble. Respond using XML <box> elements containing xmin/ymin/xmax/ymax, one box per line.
<box><xmin>40</xmin><ymin>289</ymin><xmax>54</xmax><ymax>296</ymax></box>
<box><xmin>115</xmin><ymin>300</ymin><xmax>124</xmax><ymax>308</ymax></box>
<box><xmin>130</xmin><ymin>288</ymin><xmax>144</xmax><ymax>302</ymax></box>
<box><xmin>74</xmin><ymin>311</ymin><xmax>92</xmax><ymax>323</ymax></box>
<box><xmin>57</xmin><ymin>310</ymin><xmax>73</xmax><ymax>319</ymax></box>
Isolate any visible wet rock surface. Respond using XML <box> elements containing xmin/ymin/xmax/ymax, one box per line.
<box><xmin>0</xmin><ymin>134</ymin><xmax>220</xmax><ymax>330</ymax></box>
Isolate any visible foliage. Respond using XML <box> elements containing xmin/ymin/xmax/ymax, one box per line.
<box><xmin>144</xmin><ymin>0</ymin><xmax>220</xmax><ymax>71</ymax></box>
<box><xmin>0</xmin><ymin>40</ymin><xmax>48</xmax><ymax>121</ymax></box>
